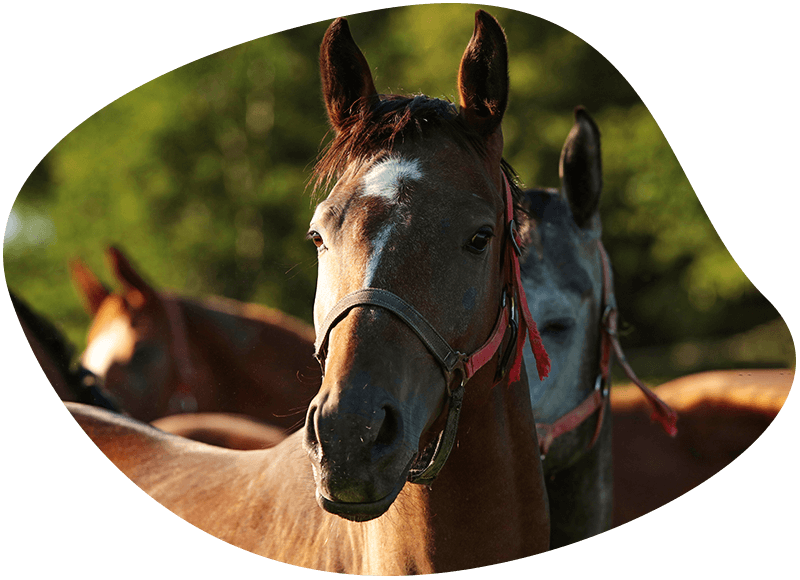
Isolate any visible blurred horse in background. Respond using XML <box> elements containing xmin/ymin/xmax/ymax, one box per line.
<box><xmin>517</xmin><ymin>107</ymin><xmax>677</xmax><ymax>547</ymax></box>
<box><xmin>150</xmin><ymin>411</ymin><xmax>287</xmax><ymax>450</ymax></box>
<box><xmin>612</xmin><ymin>368</ymin><xmax>792</xmax><ymax>526</ymax></box>
<box><xmin>10</xmin><ymin>290</ymin><xmax>120</xmax><ymax>411</ymax></box>
<box><xmin>11</xmin><ymin>287</ymin><xmax>296</xmax><ymax>449</ymax></box>
<box><xmin>518</xmin><ymin>108</ymin><xmax>792</xmax><ymax>546</ymax></box>
<box><xmin>70</xmin><ymin>246</ymin><xmax>320</xmax><ymax>428</ymax></box>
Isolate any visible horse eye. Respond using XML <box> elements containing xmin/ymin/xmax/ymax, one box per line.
<box><xmin>466</xmin><ymin>228</ymin><xmax>493</xmax><ymax>254</ymax></box>
<box><xmin>306</xmin><ymin>230</ymin><xmax>325</xmax><ymax>249</ymax></box>
<box><xmin>541</xmin><ymin>319</ymin><xmax>574</xmax><ymax>336</ymax></box>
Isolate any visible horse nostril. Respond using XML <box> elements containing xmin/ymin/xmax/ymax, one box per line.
<box><xmin>374</xmin><ymin>405</ymin><xmax>401</xmax><ymax>450</ymax></box>
<box><xmin>304</xmin><ymin>404</ymin><xmax>320</xmax><ymax>454</ymax></box>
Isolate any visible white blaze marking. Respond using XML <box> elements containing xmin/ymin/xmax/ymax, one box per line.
<box><xmin>81</xmin><ymin>317</ymin><xmax>133</xmax><ymax>376</ymax></box>
<box><xmin>361</xmin><ymin>157</ymin><xmax>423</xmax><ymax>286</ymax></box>
<box><xmin>365</xmin><ymin>223</ymin><xmax>395</xmax><ymax>286</ymax></box>
<box><xmin>361</xmin><ymin>157</ymin><xmax>422</xmax><ymax>201</ymax></box>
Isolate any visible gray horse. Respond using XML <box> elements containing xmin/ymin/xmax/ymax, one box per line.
<box><xmin>520</xmin><ymin>107</ymin><xmax>614</xmax><ymax>548</ymax></box>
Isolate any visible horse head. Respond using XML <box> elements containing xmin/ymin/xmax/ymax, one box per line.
<box><xmin>302</xmin><ymin>12</ymin><xmax>546</xmax><ymax>523</ymax></box>
<box><xmin>519</xmin><ymin>107</ymin><xmax>607</xmax><ymax>465</ymax></box>
<box><xmin>71</xmin><ymin>246</ymin><xmax>180</xmax><ymax>421</ymax></box>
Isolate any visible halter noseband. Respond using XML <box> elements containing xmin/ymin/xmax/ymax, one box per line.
<box><xmin>313</xmin><ymin>173</ymin><xmax>550</xmax><ymax>485</ymax></box>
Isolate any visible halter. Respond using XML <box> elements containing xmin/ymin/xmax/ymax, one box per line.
<box><xmin>75</xmin><ymin>365</ymin><xmax>124</xmax><ymax>413</ymax></box>
<box><xmin>535</xmin><ymin>240</ymin><xmax>679</xmax><ymax>457</ymax></box>
<box><xmin>313</xmin><ymin>172</ymin><xmax>551</xmax><ymax>485</ymax></box>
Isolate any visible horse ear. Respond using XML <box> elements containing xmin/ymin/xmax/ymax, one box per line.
<box><xmin>69</xmin><ymin>258</ymin><xmax>110</xmax><ymax>315</ymax></box>
<box><xmin>320</xmin><ymin>17</ymin><xmax>377</xmax><ymax>132</ymax></box>
<box><xmin>105</xmin><ymin>246</ymin><xmax>155</xmax><ymax>307</ymax></box>
<box><xmin>457</xmin><ymin>11</ymin><xmax>509</xmax><ymax>135</ymax></box>
<box><xmin>559</xmin><ymin>106</ymin><xmax>602</xmax><ymax>228</ymax></box>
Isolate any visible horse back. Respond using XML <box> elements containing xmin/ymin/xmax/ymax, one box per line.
<box><xmin>611</xmin><ymin>369</ymin><xmax>792</xmax><ymax>526</ymax></box>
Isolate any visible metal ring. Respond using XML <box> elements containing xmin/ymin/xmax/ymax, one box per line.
<box><xmin>594</xmin><ymin>374</ymin><xmax>609</xmax><ymax>398</ymax></box>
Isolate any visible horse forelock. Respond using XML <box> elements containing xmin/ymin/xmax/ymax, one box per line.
<box><xmin>312</xmin><ymin>93</ymin><xmax>523</xmax><ymax>207</ymax></box>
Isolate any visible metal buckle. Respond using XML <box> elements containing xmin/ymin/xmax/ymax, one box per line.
<box><xmin>594</xmin><ymin>374</ymin><xmax>609</xmax><ymax>398</ymax></box>
<box><xmin>495</xmin><ymin>290</ymin><xmax>518</xmax><ymax>381</ymax></box>
<box><xmin>600</xmin><ymin>304</ymin><xmax>616</xmax><ymax>336</ymax></box>
<box><xmin>446</xmin><ymin>352</ymin><xmax>469</xmax><ymax>396</ymax></box>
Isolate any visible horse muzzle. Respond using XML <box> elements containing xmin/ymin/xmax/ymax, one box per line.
<box><xmin>303</xmin><ymin>387</ymin><xmax>419</xmax><ymax>521</ymax></box>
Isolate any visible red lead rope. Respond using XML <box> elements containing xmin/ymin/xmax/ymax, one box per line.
<box><xmin>502</xmin><ymin>173</ymin><xmax>550</xmax><ymax>384</ymax></box>
<box><xmin>597</xmin><ymin>241</ymin><xmax>678</xmax><ymax>437</ymax></box>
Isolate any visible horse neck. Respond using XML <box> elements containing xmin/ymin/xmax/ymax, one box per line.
<box><xmin>252</xmin><ymin>366</ymin><xmax>548</xmax><ymax>574</ymax></box>
<box><xmin>175</xmin><ymin>298</ymin><xmax>317</xmax><ymax>426</ymax></box>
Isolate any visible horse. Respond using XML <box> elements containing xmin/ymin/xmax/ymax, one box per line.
<box><xmin>68</xmin><ymin>11</ymin><xmax>552</xmax><ymax>573</ymax></box>
<box><xmin>150</xmin><ymin>411</ymin><xmax>287</xmax><ymax>450</ymax></box>
<box><xmin>611</xmin><ymin>368</ymin><xmax>793</xmax><ymax>526</ymax></box>
<box><xmin>10</xmin><ymin>290</ymin><xmax>120</xmax><ymax>411</ymax></box>
<box><xmin>516</xmin><ymin>106</ymin><xmax>676</xmax><ymax>547</ymax></box>
<box><xmin>70</xmin><ymin>245</ymin><xmax>320</xmax><ymax>428</ymax></box>
<box><xmin>12</xmin><ymin>282</ymin><xmax>292</xmax><ymax>449</ymax></box>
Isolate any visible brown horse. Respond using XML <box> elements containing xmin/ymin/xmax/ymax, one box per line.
<box><xmin>68</xmin><ymin>11</ymin><xmax>551</xmax><ymax>573</ymax></box>
<box><xmin>70</xmin><ymin>245</ymin><xmax>320</xmax><ymax>428</ymax></box>
<box><xmin>612</xmin><ymin>368</ymin><xmax>793</xmax><ymax>526</ymax></box>
<box><xmin>150</xmin><ymin>412</ymin><xmax>287</xmax><ymax>450</ymax></box>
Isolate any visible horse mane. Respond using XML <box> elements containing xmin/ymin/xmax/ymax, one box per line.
<box><xmin>311</xmin><ymin>94</ymin><xmax>523</xmax><ymax>204</ymax></box>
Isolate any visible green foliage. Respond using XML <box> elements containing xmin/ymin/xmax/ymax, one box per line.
<box><xmin>4</xmin><ymin>5</ymin><xmax>791</xmax><ymax>368</ymax></box>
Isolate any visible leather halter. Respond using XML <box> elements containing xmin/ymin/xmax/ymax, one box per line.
<box><xmin>535</xmin><ymin>240</ymin><xmax>679</xmax><ymax>457</ymax></box>
<box><xmin>75</xmin><ymin>365</ymin><xmax>123</xmax><ymax>413</ymax></box>
<box><xmin>313</xmin><ymin>173</ymin><xmax>551</xmax><ymax>485</ymax></box>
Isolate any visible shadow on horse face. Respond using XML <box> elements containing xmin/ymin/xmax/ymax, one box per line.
<box><xmin>302</xmin><ymin>14</ymin><xmax>523</xmax><ymax>522</ymax></box>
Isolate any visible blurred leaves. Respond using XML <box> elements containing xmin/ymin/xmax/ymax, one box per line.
<box><xmin>4</xmin><ymin>5</ymin><xmax>792</xmax><ymax>369</ymax></box>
